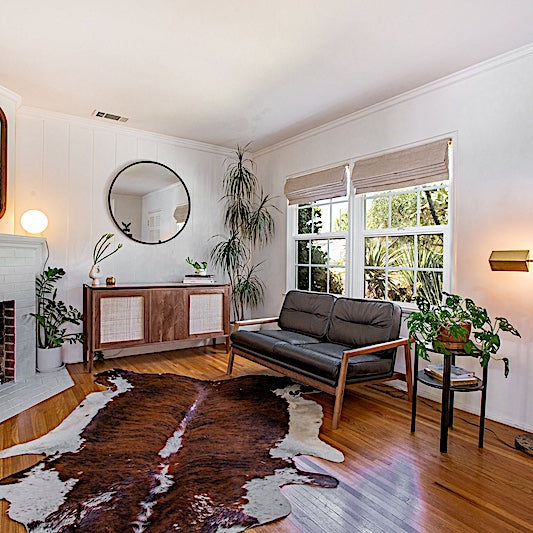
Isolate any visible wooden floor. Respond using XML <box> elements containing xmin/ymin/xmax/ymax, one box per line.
<box><xmin>1</xmin><ymin>346</ymin><xmax>532</xmax><ymax>532</ymax></box>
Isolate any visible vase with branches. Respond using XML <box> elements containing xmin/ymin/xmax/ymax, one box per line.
<box><xmin>89</xmin><ymin>233</ymin><xmax>122</xmax><ymax>286</ymax></box>
<box><xmin>210</xmin><ymin>145</ymin><xmax>276</xmax><ymax>321</ymax></box>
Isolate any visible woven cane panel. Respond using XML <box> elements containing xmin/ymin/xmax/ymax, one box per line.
<box><xmin>189</xmin><ymin>293</ymin><xmax>223</xmax><ymax>335</ymax></box>
<box><xmin>100</xmin><ymin>296</ymin><xmax>144</xmax><ymax>343</ymax></box>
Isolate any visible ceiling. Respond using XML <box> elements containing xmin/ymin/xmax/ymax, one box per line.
<box><xmin>1</xmin><ymin>1</ymin><xmax>533</xmax><ymax>151</ymax></box>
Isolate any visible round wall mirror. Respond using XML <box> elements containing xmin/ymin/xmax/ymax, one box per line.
<box><xmin>108</xmin><ymin>161</ymin><xmax>191</xmax><ymax>244</ymax></box>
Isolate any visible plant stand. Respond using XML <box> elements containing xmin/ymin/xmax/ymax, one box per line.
<box><xmin>410</xmin><ymin>345</ymin><xmax>488</xmax><ymax>453</ymax></box>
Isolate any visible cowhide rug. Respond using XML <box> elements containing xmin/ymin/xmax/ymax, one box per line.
<box><xmin>0</xmin><ymin>369</ymin><xmax>343</xmax><ymax>532</ymax></box>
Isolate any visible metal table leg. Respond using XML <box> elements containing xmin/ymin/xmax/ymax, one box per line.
<box><xmin>410</xmin><ymin>345</ymin><xmax>419</xmax><ymax>433</ymax></box>
<box><xmin>479</xmin><ymin>365</ymin><xmax>488</xmax><ymax>448</ymax></box>
<box><xmin>440</xmin><ymin>354</ymin><xmax>452</xmax><ymax>453</ymax></box>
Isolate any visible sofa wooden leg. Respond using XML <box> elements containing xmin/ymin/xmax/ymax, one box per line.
<box><xmin>404</xmin><ymin>342</ymin><xmax>413</xmax><ymax>402</ymax></box>
<box><xmin>227</xmin><ymin>348</ymin><xmax>235</xmax><ymax>375</ymax></box>
<box><xmin>332</xmin><ymin>352</ymin><xmax>350</xmax><ymax>429</ymax></box>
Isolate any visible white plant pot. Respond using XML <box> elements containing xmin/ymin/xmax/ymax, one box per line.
<box><xmin>37</xmin><ymin>346</ymin><xmax>65</xmax><ymax>373</ymax></box>
<box><xmin>89</xmin><ymin>263</ymin><xmax>103</xmax><ymax>286</ymax></box>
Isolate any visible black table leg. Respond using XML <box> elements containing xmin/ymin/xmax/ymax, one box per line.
<box><xmin>411</xmin><ymin>347</ymin><xmax>419</xmax><ymax>433</ymax></box>
<box><xmin>440</xmin><ymin>354</ymin><xmax>451</xmax><ymax>453</ymax></box>
<box><xmin>479</xmin><ymin>365</ymin><xmax>488</xmax><ymax>448</ymax></box>
<box><xmin>449</xmin><ymin>354</ymin><xmax>455</xmax><ymax>428</ymax></box>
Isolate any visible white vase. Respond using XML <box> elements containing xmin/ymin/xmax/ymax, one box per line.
<box><xmin>37</xmin><ymin>346</ymin><xmax>64</xmax><ymax>373</ymax></box>
<box><xmin>89</xmin><ymin>263</ymin><xmax>103</xmax><ymax>286</ymax></box>
<box><xmin>195</xmin><ymin>268</ymin><xmax>207</xmax><ymax>276</ymax></box>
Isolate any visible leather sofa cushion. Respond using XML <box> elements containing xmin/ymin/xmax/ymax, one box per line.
<box><xmin>327</xmin><ymin>298</ymin><xmax>398</xmax><ymax>347</ymax></box>
<box><xmin>272</xmin><ymin>342</ymin><xmax>393</xmax><ymax>381</ymax></box>
<box><xmin>278</xmin><ymin>290</ymin><xmax>335</xmax><ymax>339</ymax></box>
<box><xmin>231</xmin><ymin>329</ymin><xmax>319</xmax><ymax>356</ymax></box>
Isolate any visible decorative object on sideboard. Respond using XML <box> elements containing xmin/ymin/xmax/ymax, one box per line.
<box><xmin>488</xmin><ymin>249</ymin><xmax>531</xmax><ymax>271</ymax></box>
<box><xmin>106</xmin><ymin>276</ymin><xmax>116</xmax><ymax>286</ymax></box>
<box><xmin>90</xmin><ymin>233</ymin><xmax>122</xmax><ymax>286</ymax></box>
<box><xmin>0</xmin><ymin>105</ymin><xmax>6</xmax><ymax>220</ymax></box>
<box><xmin>407</xmin><ymin>292</ymin><xmax>520</xmax><ymax>377</ymax></box>
<box><xmin>108</xmin><ymin>160</ymin><xmax>191</xmax><ymax>245</ymax></box>
<box><xmin>30</xmin><ymin>267</ymin><xmax>84</xmax><ymax>373</ymax></box>
<box><xmin>185</xmin><ymin>256</ymin><xmax>208</xmax><ymax>275</ymax></box>
<box><xmin>211</xmin><ymin>144</ymin><xmax>277</xmax><ymax>321</ymax></box>
<box><xmin>20</xmin><ymin>209</ymin><xmax>49</xmax><ymax>234</ymax></box>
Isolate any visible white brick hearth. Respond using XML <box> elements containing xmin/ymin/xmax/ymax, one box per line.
<box><xmin>0</xmin><ymin>234</ymin><xmax>73</xmax><ymax>422</ymax></box>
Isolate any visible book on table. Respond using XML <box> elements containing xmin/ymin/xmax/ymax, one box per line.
<box><xmin>182</xmin><ymin>274</ymin><xmax>215</xmax><ymax>284</ymax></box>
<box><xmin>424</xmin><ymin>363</ymin><xmax>478</xmax><ymax>385</ymax></box>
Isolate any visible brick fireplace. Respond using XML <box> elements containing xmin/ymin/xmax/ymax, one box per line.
<box><xmin>0</xmin><ymin>234</ymin><xmax>46</xmax><ymax>381</ymax></box>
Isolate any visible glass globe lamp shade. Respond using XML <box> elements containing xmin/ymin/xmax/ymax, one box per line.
<box><xmin>21</xmin><ymin>209</ymin><xmax>49</xmax><ymax>234</ymax></box>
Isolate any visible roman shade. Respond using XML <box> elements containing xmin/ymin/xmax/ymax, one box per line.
<box><xmin>351</xmin><ymin>139</ymin><xmax>451</xmax><ymax>195</ymax></box>
<box><xmin>284</xmin><ymin>165</ymin><xmax>348</xmax><ymax>205</ymax></box>
<box><xmin>173</xmin><ymin>204</ymin><xmax>189</xmax><ymax>224</ymax></box>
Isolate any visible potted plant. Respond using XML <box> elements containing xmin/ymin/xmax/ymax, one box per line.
<box><xmin>407</xmin><ymin>292</ymin><xmax>520</xmax><ymax>376</ymax></box>
<box><xmin>31</xmin><ymin>267</ymin><xmax>84</xmax><ymax>372</ymax></box>
<box><xmin>186</xmin><ymin>257</ymin><xmax>208</xmax><ymax>275</ymax></box>
<box><xmin>89</xmin><ymin>233</ymin><xmax>122</xmax><ymax>285</ymax></box>
<box><xmin>210</xmin><ymin>144</ymin><xmax>277</xmax><ymax>321</ymax></box>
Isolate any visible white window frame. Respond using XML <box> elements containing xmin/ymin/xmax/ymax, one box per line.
<box><xmin>286</xmin><ymin>135</ymin><xmax>455</xmax><ymax>310</ymax></box>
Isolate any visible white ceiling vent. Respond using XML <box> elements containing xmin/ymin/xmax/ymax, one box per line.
<box><xmin>91</xmin><ymin>110</ymin><xmax>128</xmax><ymax>122</ymax></box>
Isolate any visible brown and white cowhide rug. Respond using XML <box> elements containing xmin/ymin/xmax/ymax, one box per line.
<box><xmin>0</xmin><ymin>369</ymin><xmax>343</xmax><ymax>532</ymax></box>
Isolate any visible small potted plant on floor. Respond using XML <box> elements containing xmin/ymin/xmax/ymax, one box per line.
<box><xmin>407</xmin><ymin>292</ymin><xmax>520</xmax><ymax>376</ymax></box>
<box><xmin>31</xmin><ymin>267</ymin><xmax>84</xmax><ymax>372</ymax></box>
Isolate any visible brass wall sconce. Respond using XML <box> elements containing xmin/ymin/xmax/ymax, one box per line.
<box><xmin>489</xmin><ymin>250</ymin><xmax>531</xmax><ymax>272</ymax></box>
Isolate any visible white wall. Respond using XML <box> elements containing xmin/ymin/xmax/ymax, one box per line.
<box><xmin>254</xmin><ymin>48</ymin><xmax>533</xmax><ymax>431</ymax></box>
<box><xmin>13</xmin><ymin>107</ymin><xmax>231</xmax><ymax>363</ymax></box>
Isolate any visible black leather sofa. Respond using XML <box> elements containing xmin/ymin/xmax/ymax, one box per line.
<box><xmin>228</xmin><ymin>290</ymin><xmax>412</xmax><ymax>429</ymax></box>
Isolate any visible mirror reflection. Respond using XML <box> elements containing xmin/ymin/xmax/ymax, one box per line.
<box><xmin>108</xmin><ymin>161</ymin><xmax>190</xmax><ymax>244</ymax></box>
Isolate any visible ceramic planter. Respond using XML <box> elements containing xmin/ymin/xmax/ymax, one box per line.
<box><xmin>37</xmin><ymin>346</ymin><xmax>64</xmax><ymax>373</ymax></box>
<box><xmin>436</xmin><ymin>322</ymin><xmax>472</xmax><ymax>351</ymax></box>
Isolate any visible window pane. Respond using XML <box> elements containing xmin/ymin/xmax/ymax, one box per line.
<box><xmin>310</xmin><ymin>240</ymin><xmax>328</xmax><ymax>264</ymax></box>
<box><xmin>365</xmin><ymin>268</ymin><xmax>386</xmax><ymax>299</ymax></box>
<box><xmin>365</xmin><ymin>196</ymin><xmax>389</xmax><ymax>230</ymax></box>
<box><xmin>297</xmin><ymin>240</ymin><xmax>309</xmax><ymax>264</ymax></box>
<box><xmin>332</xmin><ymin>202</ymin><xmax>349</xmax><ymax>232</ymax></box>
<box><xmin>389</xmin><ymin>235</ymin><xmax>414</xmax><ymax>267</ymax></box>
<box><xmin>390</xmin><ymin>191</ymin><xmax>417</xmax><ymax>228</ymax></box>
<box><xmin>297</xmin><ymin>266</ymin><xmax>309</xmax><ymax>291</ymax></box>
<box><xmin>312</xmin><ymin>205</ymin><xmax>329</xmax><ymax>234</ymax></box>
<box><xmin>329</xmin><ymin>268</ymin><xmax>345</xmax><ymax>295</ymax></box>
<box><xmin>417</xmin><ymin>271</ymin><xmax>443</xmax><ymax>305</ymax></box>
<box><xmin>388</xmin><ymin>270</ymin><xmax>414</xmax><ymax>303</ymax></box>
<box><xmin>418</xmin><ymin>234</ymin><xmax>444</xmax><ymax>268</ymax></box>
<box><xmin>311</xmin><ymin>267</ymin><xmax>328</xmax><ymax>292</ymax></box>
<box><xmin>420</xmin><ymin>188</ymin><xmax>448</xmax><ymax>226</ymax></box>
<box><xmin>298</xmin><ymin>207</ymin><xmax>313</xmax><ymax>234</ymax></box>
<box><xmin>329</xmin><ymin>238</ymin><xmax>346</xmax><ymax>266</ymax></box>
<box><xmin>365</xmin><ymin>236</ymin><xmax>386</xmax><ymax>267</ymax></box>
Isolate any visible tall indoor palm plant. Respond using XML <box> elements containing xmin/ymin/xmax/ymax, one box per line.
<box><xmin>211</xmin><ymin>145</ymin><xmax>276</xmax><ymax>321</ymax></box>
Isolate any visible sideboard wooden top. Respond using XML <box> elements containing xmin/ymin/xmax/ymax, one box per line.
<box><xmin>83</xmin><ymin>282</ymin><xmax>229</xmax><ymax>290</ymax></box>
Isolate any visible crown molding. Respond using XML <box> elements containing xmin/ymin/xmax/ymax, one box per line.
<box><xmin>254</xmin><ymin>42</ymin><xmax>533</xmax><ymax>158</ymax></box>
<box><xmin>0</xmin><ymin>85</ymin><xmax>22</xmax><ymax>108</ymax></box>
<box><xmin>17</xmin><ymin>106</ymin><xmax>235</xmax><ymax>157</ymax></box>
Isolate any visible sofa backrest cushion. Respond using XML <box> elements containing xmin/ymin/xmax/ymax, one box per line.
<box><xmin>278</xmin><ymin>290</ymin><xmax>335</xmax><ymax>339</ymax></box>
<box><xmin>326</xmin><ymin>298</ymin><xmax>401</xmax><ymax>348</ymax></box>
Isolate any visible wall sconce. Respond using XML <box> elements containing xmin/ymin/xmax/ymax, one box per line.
<box><xmin>489</xmin><ymin>250</ymin><xmax>531</xmax><ymax>272</ymax></box>
<box><xmin>20</xmin><ymin>209</ymin><xmax>48</xmax><ymax>234</ymax></box>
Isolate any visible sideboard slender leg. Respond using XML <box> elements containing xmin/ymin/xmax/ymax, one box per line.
<box><xmin>440</xmin><ymin>354</ymin><xmax>451</xmax><ymax>453</ymax></box>
<box><xmin>479</xmin><ymin>365</ymin><xmax>488</xmax><ymax>448</ymax></box>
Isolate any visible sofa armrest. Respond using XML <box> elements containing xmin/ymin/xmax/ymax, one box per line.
<box><xmin>233</xmin><ymin>317</ymin><xmax>279</xmax><ymax>332</ymax></box>
<box><xmin>342</xmin><ymin>337</ymin><xmax>410</xmax><ymax>359</ymax></box>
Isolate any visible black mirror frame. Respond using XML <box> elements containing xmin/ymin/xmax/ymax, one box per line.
<box><xmin>0</xmin><ymin>106</ymin><xmax>7</xmax><ymax>219</ymax></box>
<box><xmin>107</xmin><ymin>160</ymin><xmax>191</xmax><ymax>245</ymax></box>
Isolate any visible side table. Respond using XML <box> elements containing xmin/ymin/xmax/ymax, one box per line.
<box><xmin>410</xmin><ymin>345</ymin><xmax>488</xmax><ymax>453</ymax></box>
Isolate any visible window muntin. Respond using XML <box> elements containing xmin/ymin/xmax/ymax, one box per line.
<box><xmin>362</xmin><ymin>182</ymin><xmax>448</xmax><ymax>305</ymax></box>
<box><xmin>294</xmin><ymin>198</ymin><xmax>348</xmax><ymax>295</ymax></box>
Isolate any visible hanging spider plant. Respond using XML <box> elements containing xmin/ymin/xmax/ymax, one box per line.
<box><xmin>211</xmin><ymin>145</ymin><xmax>277</xmax><ymax>321</ymax></box>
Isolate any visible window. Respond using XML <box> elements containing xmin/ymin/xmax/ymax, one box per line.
<box><xmin>294</xmin><ymin>197</ymin><xmax>348</xmax><ymax>294</ymax></box>
<box><xmin>361</xmin><ymin>182</ymin><xmax>449</xmax><ymax>305</ymax></box>
<box><xmin>287</xmin><ymin>139</ymin><xmax>452</xmax><ymax>306</ymax></box>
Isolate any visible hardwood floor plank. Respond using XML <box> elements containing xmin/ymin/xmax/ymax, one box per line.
<box><xmin>1</xmin><ymin>346</ymin><xmax>532</xmax><ymax>532</ymax></box>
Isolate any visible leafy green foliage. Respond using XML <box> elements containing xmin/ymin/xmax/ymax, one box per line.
<box><xmin>211</xmin><ymin>145</ymin><xmax>277</xmax><ymax>320</ymax></box>
<box><xmin>407</xmin><ymin>292</ymin><xmax>520</xmax><ymax>376</ymax></box>
<box><xmin>186</xmin><ymin>257</ymin><xmax>208</xmax><ymax>270</ymax></box>
<box><xmin>93</xmin><ymin>233</ymin><xmax>122</xmax><ymax>265</ymax></box>
<box><xmin>30</xmin><ymin>267</ymin><xmax>84</xmax><ymax>349</ymax></box>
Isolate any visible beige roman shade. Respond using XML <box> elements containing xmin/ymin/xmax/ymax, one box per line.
<box><xmin>351</xmin><ymin>139</ymin><xmax>451</xmax><ymax>195</ymax></box>
<box><xmin>173</xmin><ymin>204</ymin><xmax>189</xmax><ymax>224</ymax></box>
<box><xmin>284</xmin><ymin>165</ymin><xmax>348</xmax><ymax>205</ymax></box>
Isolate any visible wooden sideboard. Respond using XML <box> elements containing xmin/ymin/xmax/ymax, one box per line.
<box><xmin>83</xmin><ymin>283</ymin><xmax>230</xmax><ymax>372</ymax></box>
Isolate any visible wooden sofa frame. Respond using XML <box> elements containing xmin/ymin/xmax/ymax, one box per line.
<box><xmin>228</xmin><ymin>317</ymin><xmax>413</xmax><ymax>429</ymax></box>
